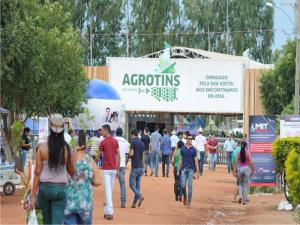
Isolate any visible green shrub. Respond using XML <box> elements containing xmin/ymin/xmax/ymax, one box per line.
<box><xmin>272</xmin><ymin>137</ymin><xmax>300</xmax><ymax>173</ymax></box>
<box><xmin>285</xmin><ymin>148</ymin><xmax>300</xmax><ymax>204</ymax></box>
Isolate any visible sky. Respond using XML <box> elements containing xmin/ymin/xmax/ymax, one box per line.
<box><xmin>273</xmin><ymin>0</ymin><xmax>296</xmax><ymax>50</ymax></box>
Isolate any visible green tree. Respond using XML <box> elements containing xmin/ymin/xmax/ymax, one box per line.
<box><xmin>1</xmin><ymin>0</ymin><xmax>86</xmax><ymax>118</ymax></box>
<box><xmin>130</xmin><ymin>0</ymin><xmax>181</xmax><ymax>56</ymax></box>
<box><xmin>260</xmin><ymin>40</ymin><xmax>296</xmax><ymax>114</ymax></box>
<box><xmin>183</xmin><ymin>0</ymin><xmax>274</xmax><ymax>63</ymax></box>
<box><xmin>68</xmin><ymin>0</ymin><xmax>124</xmax><ymax>65</ymax></box>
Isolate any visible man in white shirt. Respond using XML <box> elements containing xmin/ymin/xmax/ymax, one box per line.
<box><xmin>170</xmin><ymin>130</ymin><xmax>179</xmax><ymax>154</ymax></box>
<box><xmin>194</xmin><ymin>128</ymin><xmax>207</xmax><ymax>176</ymax></box>
<box><xmin>114</xmin><ymin>128</ymin><xmax>130</xmax><ymax>208</ymax></box>
<box><xmin>223</xmin><ymin>133</ymin><xmax>236</xmax><ymax>174</ymax></box>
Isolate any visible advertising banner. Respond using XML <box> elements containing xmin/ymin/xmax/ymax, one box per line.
<box><xmin>108</xmin><ymin>57</ymin><xmax>244</xmax><ymax>113</ymax></box>
<box><xmin>249</xmin><ymin>115</ymin><xmax>276</xmax><ymax>186</ymax></box>
<box><xmin>280</xmin><ymin>115</ymin><xmax>300</xmax><ymax>137</ymax></box>
<box><xmin>38</xmin><ymin>117</ymin><xmax>49</xmax><ymax>143</ymax></box>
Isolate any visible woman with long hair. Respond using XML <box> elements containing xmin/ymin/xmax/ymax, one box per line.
<box><xmin>63</xmin><ymin>130</ymin><xmax>101</xmax><ymax>224</ymax></box>
<box><xmin>235</xmin><ymin>141</ymin><xmax>255</xmax><ymax>205</ymax></box>
<box><xmin>31</xmin><ymin>114</ymin><xmax>76</xmax><ymax>225</ymax></box>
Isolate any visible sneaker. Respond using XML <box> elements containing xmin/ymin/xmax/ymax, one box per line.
<box><xmin>138</xmin><ymin>196</ymin><xmax>144</xmax><ymax>207</ymax></box>
<box><xmin>104</xmin><ymin>214</ymin><xmax>113</xmax><ymax>220</ymax></box>
<box><xmin>121</xmin><ymin>203</ymin><xmax>125</xmax><ymax>208</ymax></box>
<box><xmin>131</xmin><ymin>202</ymin><xmax>137</xmax><ymax>208</ymax></box>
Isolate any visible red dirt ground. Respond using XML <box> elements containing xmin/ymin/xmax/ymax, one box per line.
<box><xmin>1</xmin><ymin>165</ymin><xmax>296</xmax><ymax>224</ymax></box>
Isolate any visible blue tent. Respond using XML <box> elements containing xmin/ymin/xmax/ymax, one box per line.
<box><xmin>25</xmin><ymin>118</ymin><xmax>39</xmax><ymax>135</ymax></box>
<box><xmin>85</xmin><ymin>79</ymin><xmax>121</xmax><ymax>100</ymax></box>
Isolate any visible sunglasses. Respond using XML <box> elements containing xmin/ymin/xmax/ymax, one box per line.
<box><xmin>186</xmin><ymin>138</ymin><xmax>193</xmax><ymax>140</ymax></box>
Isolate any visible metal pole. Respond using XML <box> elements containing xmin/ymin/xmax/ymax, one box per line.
<box><xmin>226</xmin><ymin>0</ymin><xmax>229</xmax><ymax>53</ymax></box>
<box><xmin>89</xmin><ymin>1</ymin><xmax>93</xmax><ymax>68</ymax></box>
<box><xmin>295</xmin><ymin>0</ymin><xmax>300</xmax><ymax>114</ymax></box>
<box><xmin>126</xmin><ymin>0</ymin><xmax>130</xmax><ymax>57</ymax></box>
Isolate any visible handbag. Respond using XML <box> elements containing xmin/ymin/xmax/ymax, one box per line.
<box><xmin>27</xmin><ymin>209</ymin><xmax>43</xmax><ymax>225</ymax></box>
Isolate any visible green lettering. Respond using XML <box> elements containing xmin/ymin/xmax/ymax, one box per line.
<box><xmin>173</xmin><ymin>75</ymin><xmax>180</xmax><ymax>86</ymax></box>
<box><xmin>154</xmin><ymin>74</ymin><xmax>160</xmax><ymax>86</ymax></box>
<box><xmin>146</xmin><ymin>74</ymin><xmax>154</xmax><ymax>85</ymax></box>
<box><xmin>139</xmin><ymin>74</ymin><xmax>146</xmax><ymax>85</ymax></box>
<box><xmin>131</xmin><ymin>74</ymin><xmax>138</xmax><ymax>85</ymax></box>
<box><xmin>165</xmin><ymin>74</ymin><xmax>173</xmax><ymax>86</ymax></box>
<box><xmin>122</xmin><ymin>74</ymin><xmax>130</xmax><ymax>85</ymax></box>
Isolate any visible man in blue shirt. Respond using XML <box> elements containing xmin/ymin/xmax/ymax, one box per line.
<box><xmin>150</xmin><ymin>125</ymin><xmax>161</xmax><ymax>177</ymax></box>
<box><xmin>161</xmin><ymin>129</ymin><xmax>171</xmax><ymax>177</ymax></box>
<box><xmin>129</xmin><ymin>129</ymin><xmax>145</xmax><ymax>208</ymax></box>
<box><xmin>177</xmin><ymin>133</ymin><xmax>199</xmax><ymax>209</ymax></box>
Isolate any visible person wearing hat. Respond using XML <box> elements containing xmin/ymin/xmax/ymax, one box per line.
<box><xmin>224</xmin><ymin>132</ymin><xmax>236</xmax><ymax>173</ymax></box>
<box><xmin>170</xmin><ymin>130</ymin><xmax>179</xmax><ymax>155</ymax></box>
<box><xmin>31</xmin><ymin>113</ymin><xmax>76</xmax><ymax>225</ymax></box>
<box><xmin>194</xmin><ymin>127</ymin><xmax>207</xmax><ymax>176</ymax></box>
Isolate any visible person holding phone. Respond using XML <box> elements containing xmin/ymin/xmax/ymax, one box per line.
<box><xmin>177</xmin><ymin>133</ymin><xmax>199</xmax><ymax>209</ymax></box>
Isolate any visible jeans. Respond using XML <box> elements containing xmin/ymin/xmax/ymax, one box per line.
<box><xmin>181</xmin><ymin>168</ymin><xmax>194</xmax><ymax>203</ymax></box>
<box><xmin>150</xmin><ymin>151</ymin><xmax>160</xmax><ymax>176</ymax></box>
<box><xmin>173</xmin><ymin>167</ymin><xmax>182</xmax><ymax>197</ymax></box>
<box><xmin>144</xmin><ymin>152</ymin><xmax>150</xmax><ymax>174</ymax></box>
<box><xmin>118</xmin><ymin>167</ymin><xmax>126</xmax><ymax>205</ymax></box>
<box><xmin>226</xmin><ymin>151</ymin><xmax>233</xmax><ymax>173</ymax></box>
<box><xmin>129</xmin><ymin>168</ymin><xmax>143</xmax><ymax>202</ymax></box>
<box><xmin>21</xmin><ymin>149</ymin><xmax>28</xmax><ymax>170</ymax></box>
<box><xmin>38</xmin><ymin>183</ymin><xmax>67</xmax><ymax>225</ymax></box>
<box><xmin>64</xmin><ymin>210</ymin><xmax>92</xmax><ymax>225</ymax></box>
<box><xmin>103</xmin><ymin>170</ymin><xmax>117</xmax><ymax>215</ymax></box>
<box><xmin>208</xmin><ymin>153</ymin><xmax>218</xmax><ymax>170</ymax></box>
<box><xmin>161</xmin><ymin>154</ymin><xmax>170</xmax><ymax>177</ymax></box>
<box><xmin>198</xmin><ymin>151</ymin><xmax>205</xmax><ymax>175</ymax></box>
<box><xmin>238</xmin><ymin>166</ymin><xmax>251</xmax><ymax>203</ymax></box>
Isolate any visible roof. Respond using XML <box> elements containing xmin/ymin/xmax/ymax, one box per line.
<box><xmin>142</xmin><ymin>46</ymin><xmax>274</xmax><ymax>70</ymax></box>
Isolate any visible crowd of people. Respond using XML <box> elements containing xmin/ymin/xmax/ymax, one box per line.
<box><xmin>20</xmin><ymin>113</ymin><xmax>254</xmax><ymax>225</ymax></box>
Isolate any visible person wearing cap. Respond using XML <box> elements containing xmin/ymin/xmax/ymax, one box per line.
<box><xmin>194</xmin><ymin>127</ymin><xmax>207</xmax><ymax>176</ymax></box>
<box><xmin>99</xmin><ymin>124</ymin><xmax>120</xmax><ymax>220</ymax></box>
<box><xmin>21</xmin><ymin>127</ymin><xmax>31</xmax><ymax>170</ymax></box>
<box><xmin>31</xmin><ymin>113</ymin><xmax>76</xmax><ymax>225</ymax></box>
<box><xmin>224</xmin><ymin>133</ymin><xmax>236</xmax><ymax>173</ymax></box>
<box><xmin>114</xmin><ymin>127</ymin><xmax>130</xmax><ymax>208</ymax></box>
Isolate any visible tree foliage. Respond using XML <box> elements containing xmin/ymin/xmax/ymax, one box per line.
<box><xmin>1</xmin><ymin>0</ymin><xmax>86</xmax><ymax>118</ymax></box>
<box><xmin>128</xmin><ymin>0</ymin><xmax>274</xmax><ymax>62</ymax></box>
<box><xmin>66</xmin><ymin>0</ymin><xmax>124</xmax><ymax>65</ymax></box>
<box><xmin>260</xmin><ymin>40</ymin><xmax>296</xmax><ymax>114</ymax></box>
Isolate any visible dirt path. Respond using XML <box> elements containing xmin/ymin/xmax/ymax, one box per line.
<box><xmin>1</xmin><ymin>165</ymin><xmax>296</xmax><ymax>224</ymax></box>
